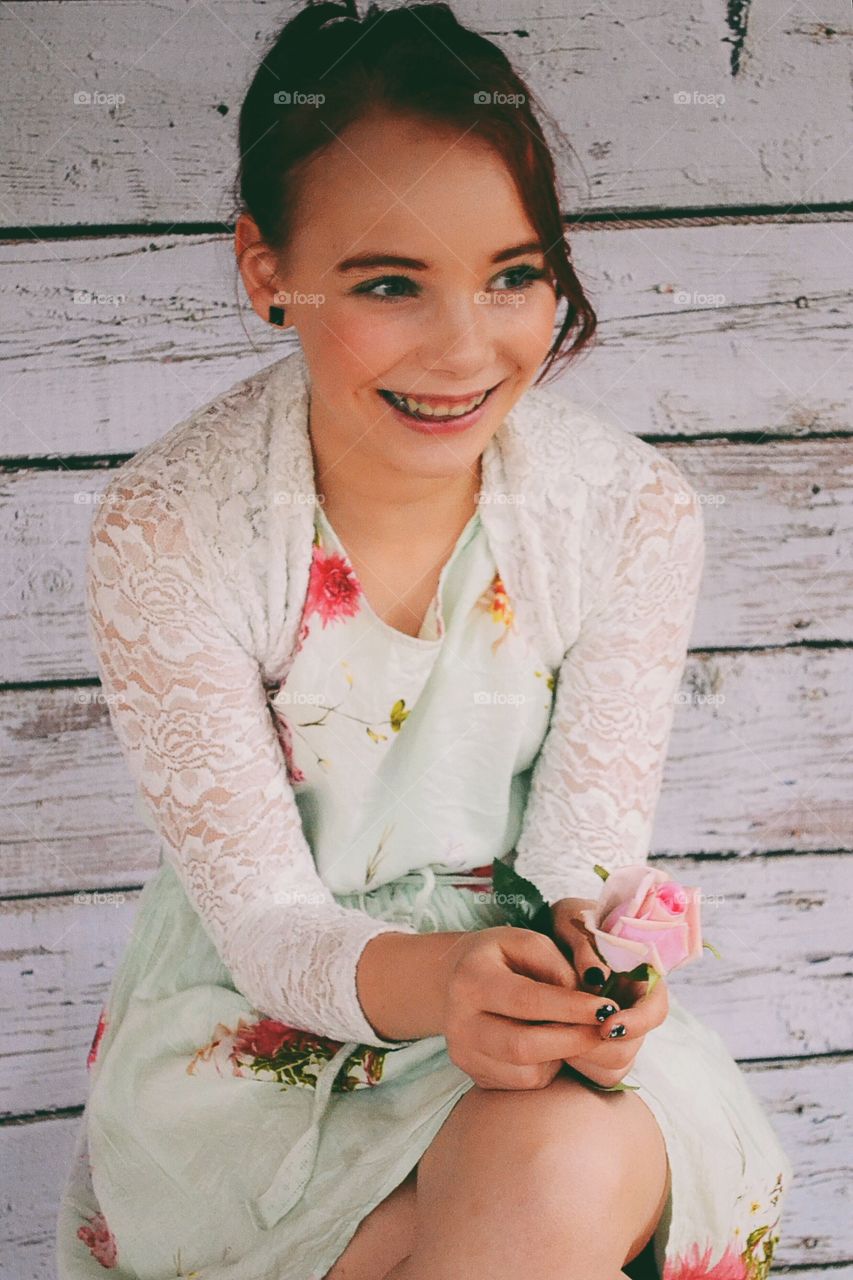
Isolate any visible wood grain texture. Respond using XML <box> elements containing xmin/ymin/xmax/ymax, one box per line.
<box><xmin>2</xmin><ymin>439</ymin><xmax>853</xmax><ymax>682</ymax></box>
<box><xmin>1</xmin><ymin>854</ymin><xmax>849</xmax><ymax>1118</ymax></box>
<box><xmin>1</xmin><ymin>1057</ymin><xmax>848</xmax><ymax>1275</ymax></box>
<box><xmin>1</xmin><ymin>2</ymin><xmax>850</xmax><ymax>1272</ymax></box>
<box><xmin>0</xmin><ymin>221</ymin><xmax>850</xmax><ymax>458</ymax></box>
<box><xmin>1</xmin><ymin>1</ymin><xmax>850</xmax><ymax>226</ymax></box>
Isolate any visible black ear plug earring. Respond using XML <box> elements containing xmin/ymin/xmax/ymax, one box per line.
<box><xmin>269</xmin><ymin>304</ymin><xmax>286</xmax><ymax>326</ymax></box>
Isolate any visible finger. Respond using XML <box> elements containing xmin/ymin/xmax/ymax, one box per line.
<box><xmin>550</xmin><ymin>903</ymin><xmax>612</xmax><ymax>991</ymax></box>
<box><xmin>497</xmin><ymin>926</ymin><xmax>581</xmax><ymax>991</ymax></box>
<box><xmin>482</xmin><ymin>1010</ymin><xmax>606</xmax><ymax>1066</ymax></box>
<box><xmin>596</xmin><ymin>975</ymin><xmax>669</xmax><ymax>1042</ymax></box>
<box><xmin>573</xmin><ymin>936</ymin><xmax>612</xmax><ymax>991</ymax></box>
<box><xmin>460</xmin><ymin>1048</ymin><xmax>564</xmax><ymax>1092</ymax></box>
<box><xmin>567</xmin><ymin>1033</ymin><xmax>644</xmax><ymax>1073</ymax></box>
<box><xmin>611</xmin><ymin>972</ymin><xmax>648</xmax><ymax>1006</ymax></box>
<box><xmin>486</xmin><ymin>968</ymin><xmax>622</xmax><ymax>1027</ymax></box>
<box><xmin>563</xmin><ymin>1050</ymin><xmax>642</xmax><ymax>1089</ymax></box>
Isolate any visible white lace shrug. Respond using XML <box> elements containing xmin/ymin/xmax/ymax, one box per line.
<box><xmin>86</xmin><ymin>348</ymin><xmax>705</xmax><ymax>1047</ymax></box>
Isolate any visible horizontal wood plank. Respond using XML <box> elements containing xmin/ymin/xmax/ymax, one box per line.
<box><xmin>1</xmin><ymin>1056</ymin><xmax>848</xmax><ymax>1273</ymax></box>
<box><xmin>1</xmin><ymin>2</ymin><xmax>849</xmax><ymax>226</ymax></box>
<box><xmin>1</xmin><ymin>853</ymin><xmax>850</xmax><ymax>1117</ymax></box>
<box><xmin>2</xmin><ymin>438</ymin><xmax>853</xmax><ymax>684</ymax></box>
<box><xmin>0</xmin><ymin>221</ymin><xmax>850</xmax><ymax>458</ymax></box>
<box><xmin>2</xmin><ymin>649</ymin><xmax>852</xmax><ymax>891</ymax></box>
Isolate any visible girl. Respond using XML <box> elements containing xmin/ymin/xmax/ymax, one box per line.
<box><xmin>57</xmin><ymin>3</ymin><xmax>793</xmax><ymax>1278</ymax></box>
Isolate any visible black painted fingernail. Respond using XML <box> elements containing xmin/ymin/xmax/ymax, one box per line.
<box><xmin>608</xmin><ymin>1023</ymin><xmax>627</xmax><ymax>1038</ymax></box>
<box><xmin>584</xmin><ymin>967</ymin><xmax>606</xmax><ymax>987</ymax></box>
<box><xmin>596</xmin><ymin>1003</ymin><xmax>617</xmax><ymax>1022</ymax></box>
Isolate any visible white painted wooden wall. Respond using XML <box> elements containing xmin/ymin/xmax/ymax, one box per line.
<box><xmin>1</xmin><ymin>2</ymin><xmax>851</xmax><ymax>1276</ymax></box>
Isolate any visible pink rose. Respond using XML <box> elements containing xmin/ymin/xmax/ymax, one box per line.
<box><xmin>578</xmin><ymin>865</ymin><xmax>704</xmax><ymax>977</ymax></box>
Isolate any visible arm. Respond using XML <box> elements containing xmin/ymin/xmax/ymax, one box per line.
<box><xmin>513</xmin><ymin>451</ymin><xmax>706</xmax><ymax>909</ymax></box>
<box><xmin>86</xmin><ymin>480</ymin><xmax>423</xmax><ymax>1048</ymax></box>
<box><xmin>513</xmin><ymin>453</ymin><xmax>704</xmax><ymax>1084</ymax></box>
<box><xmin>355</xmin><ymin>929</ymin><xmax>471</xmax><ymax>1041</ymax></box>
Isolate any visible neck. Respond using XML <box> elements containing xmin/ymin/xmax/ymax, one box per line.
<box><xmin>309</xmin><ymin>429</ymin><xmax>483</xmax><ymax>547</ymax></box>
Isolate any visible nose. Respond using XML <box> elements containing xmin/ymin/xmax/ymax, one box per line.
<box><xmin>419</xmin><ymin>289</ymin><xmax>497</xmax><ymax>379</ymax></box>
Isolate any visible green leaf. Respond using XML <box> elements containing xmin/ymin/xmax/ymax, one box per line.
<box><xmin>703</xmin><ymin>939</ymin><xmax>723</xmax><ymax>960</ymax></box>
<box><xmin>619</xmin><ymin>962</ymin><xmax>653</xmax><ymax>983</ymax></box>
<box><xmin>593</xmin><ymin>863</ymin><xmax>610</xmax><ymax>882</ymax></box>
<box><xmin>491</xmin><ymin>858</ymin><xmax>546</xmax><ymax>928</ymax></box>
<box><xmin>563</xmin><ymin>1062</ymin><xmax>640</xmax><ymax>1093</ymax></box>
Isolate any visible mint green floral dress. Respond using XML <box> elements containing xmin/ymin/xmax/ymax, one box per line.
<box><xmin>57</xmin><ymin>501</ymin><xmax>792</xmax><ymax>1280</ymax></box>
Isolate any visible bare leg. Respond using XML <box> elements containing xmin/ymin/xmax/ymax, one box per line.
<box><xmin>387</xmin><ymin>1255</ymin><xmax>635</xmax><ymax>1279</ymax></box>
<box><xmin>321</xmin><ymin>1167</ymin><xmax>416</xmax><ymax>1279</ymax></box>
<box><xmin>382</xmin><ymin>1074</ymin><xmax>669</xmax><ymax>1280</ymax></box>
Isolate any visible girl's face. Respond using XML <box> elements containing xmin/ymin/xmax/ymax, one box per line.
<box><xmin>241</xmin><ymin>111</ymin><xmax>559</xmax><ymax>484</ymax></box>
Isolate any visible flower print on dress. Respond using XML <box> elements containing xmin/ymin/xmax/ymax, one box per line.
<box><xmin>77</xmin><ymin>1211</ymin><xmax>118</xmax><ymax>1269</ymax></box>
<box><xmin>664</xmin><ymin>1171</ymin><xmax>785</xmax><ymax>1280</ymax></box>
<box><xmin>269</xmin><ymin>639</ymin><xmax>414</xmax><ymax>781</ymax></box>
<box><xmin>365</xmin><ymin>697</ymin><xmax>410</xmax><ymax>742</ymax></box>
<box><xmin>86</xmin><ymin>1006</ymin><xmax>108</xmax><ymax>1070</ymax></box>
<box><xmin>270</xmin><ymin>704</ymin><xmax>306</xmax><ymax>785</ymax></box>
<box><xmin>475</xmin><ymin>570</ymin><xmax>516</xmax><ymax>653</ymax></box>
<box><xmin>303</xmin><ymin>534</ymin><xmax>363</xmax><ymax>630</ymax></box>
<box><xmin>664</xmin><ymin>1242</ymin><xmax>747</xmax><ymax>1279</ymax></box>
<box><xmin>186</xmin><ymin>1015</ymin><xmax>387</xmax><ymax>1090</ymax></box>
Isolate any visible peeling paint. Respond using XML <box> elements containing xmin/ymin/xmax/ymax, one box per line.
<box><xmin>723</xmin><ymin>0</ymin><xmax>752</xmax><ymax>76</ymax></box>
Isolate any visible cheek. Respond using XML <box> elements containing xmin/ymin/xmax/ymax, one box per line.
<box><xmin>316</xmin><ymin>302</ymin><xmax>418</xmax><ymax>372</ymax></box>
<box><xmin>510</xmin><ymin>290</ymin><xmax>559</xmax><ymax>354</ymax></box>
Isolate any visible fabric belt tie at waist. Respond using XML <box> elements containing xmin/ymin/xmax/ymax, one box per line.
<box><xmin>375</xmin><ymin>863</ymin><xmax>496</xmax><ymax>933</ymax></box>
<box><xmin>248</xmin><ymin>864</ymin><xmax>494</xmax><ymax>1231</ymax></box>
<box><xmin>410</xmin><ymin>863</ymin><xmax>439</xmax><ymax>932</ymax></box>
<box><xmin>249</xmin><ymin>1037</ymin><xmax>359</xmax><ymax>1231</ymax></box>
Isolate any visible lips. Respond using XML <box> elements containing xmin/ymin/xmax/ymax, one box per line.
<box><xmin>377</xmin><ymin>380</ymin><xmax>503</xmax><ymax>422</ymax></box>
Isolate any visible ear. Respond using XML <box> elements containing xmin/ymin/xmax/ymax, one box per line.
<box><xmin>235</xmin><ymin>212</ymin><xmax>292</xmax><ymax>327</ymax></box>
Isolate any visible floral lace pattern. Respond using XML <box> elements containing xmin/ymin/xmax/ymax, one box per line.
<box><xmin>514</xmin><ymin>452</ymin><xmax>705</xmax><ymax>904</ymax></box>
<box><xmin>84</xmin><ymin>346</ymin><xmax>704</xmax><ymax>1047</ymax></box>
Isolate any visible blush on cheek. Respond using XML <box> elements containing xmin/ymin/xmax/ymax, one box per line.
<box><xmin>325</xmin><ymin>308</ymin><xmax>418</xmax><ymax>373</ymax></box>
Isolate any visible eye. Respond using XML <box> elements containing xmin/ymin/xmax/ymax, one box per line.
<box><xmin>350</xmin><ymin>275</ymin><xmax>420</xmax><ymax>302</ymax></box>
<box><xmin>491</xmin><ymin>264</ymin><xmax>549</xmax><ymax>290</ymax></box>
<box><xmin>349</xmin><ymin>264</ymin><xmax>550</xmax><ymax>303</ymax></box>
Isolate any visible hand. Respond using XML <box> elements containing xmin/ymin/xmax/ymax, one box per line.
<box><xmin>440</xmin><ymin>925</ymin><xmax>621</xmax><ymax>1091</ymax></box>
<box><xmin>563</xmin><ymin>972</ymin><xmax>669</xmax><ymax>1086</ymax></box>
<box><xmin>547</xmin><ymin>896</ymin><xmax>613</xmax><ymax>992</ymax></box>
<box><xmin>548</xmin><ymin>897</ymin><xmax>670</xmax><ymax>1086</ymax></box>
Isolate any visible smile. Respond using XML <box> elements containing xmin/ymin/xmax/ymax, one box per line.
<box><xmin>377</xmin><ymin>382</ymin><xmax>501</xmax><ymax>422</ymax></box>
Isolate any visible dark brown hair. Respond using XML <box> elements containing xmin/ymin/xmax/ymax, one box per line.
<box><xmin>232</xmin><ymin>0</ymin><xmax>597</xmax><ymax>385</ymax></box>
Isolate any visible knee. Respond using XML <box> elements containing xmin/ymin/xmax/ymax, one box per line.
<box><xmin>531</xmin><ymin>1090</ymin><xmax>634</xmax><ymax>1205</ymax></box>
<box><xmin>466</xmin><ymin>1076</ymin><xmax>653</xmax><ymax>1206</ymax></box>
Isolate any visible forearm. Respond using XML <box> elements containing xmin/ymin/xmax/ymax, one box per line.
<box><xmin>356</xmin><ymin>929</ymin><xmax>470</xmax><ymax>1041</ymax></box>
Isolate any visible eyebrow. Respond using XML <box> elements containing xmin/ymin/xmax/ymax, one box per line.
<box><xmin>335</xmin><ymin>240</ymin><xmax>546</xmax><ymax>273</ymax></box>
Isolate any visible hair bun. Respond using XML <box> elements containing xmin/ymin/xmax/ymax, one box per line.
<box><xmin>281</xmin><ymin>1</ymin><xmax>360</xmax><ymax>46</ymax></box>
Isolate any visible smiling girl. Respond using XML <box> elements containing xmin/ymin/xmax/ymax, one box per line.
<box><xmin>57</xmin><ymin>4</ymin><xmax>793</xmax><ymax>1279</ymax></box>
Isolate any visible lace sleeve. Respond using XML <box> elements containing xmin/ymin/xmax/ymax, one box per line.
<box><xmin>513</xmin><ymin>453</ymin><xmax>705</xmax><ymax>905</ymax></box>
<box><xmin>85</xmin><ymin>481</ymin><xmax>419</xmax><ymax>1048</ymax></box>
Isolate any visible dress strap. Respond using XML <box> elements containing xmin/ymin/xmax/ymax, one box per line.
<box><xmin>249</xmin><ymin>861</ymin><xmax>495</xmax><ymax>1229</ymax></box>
<box><xmin>248</xmin><ymin>1037</ymin><xmax>359</xmax><ymax>1231</ymax></box>
<box><xmin>409</xmin><ymin>864</ymin><xmax>440</xmax><ymax>932</ymax></box>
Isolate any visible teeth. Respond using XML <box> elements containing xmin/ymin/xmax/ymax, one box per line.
<box><xmin>392</xmin><ymin>389</ymin><xmax>488</xmax><ymax>417</ymax></box>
